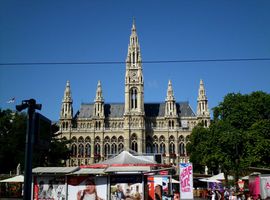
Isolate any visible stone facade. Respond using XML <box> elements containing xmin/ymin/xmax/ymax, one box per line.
<box><xmin>59</xmin><ymin>21</ymin><xmax>210</xmax><ymax>166</ymax></box>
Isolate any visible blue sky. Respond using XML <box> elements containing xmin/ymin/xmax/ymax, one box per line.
<box><xmin>0</xmin><ymin>0</ymin><xmax>270</xmax><ymax>121</ymax></box>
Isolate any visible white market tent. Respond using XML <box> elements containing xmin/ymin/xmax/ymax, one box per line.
<box><xmin>97</xmin><ymin>150</ymin><xmax>157</xmax><ymax>166</ymax></box>
<box><xmin>0</xmin><ymin>175</ymin><xmax>24</xmax><ymax>183</ymax></box>
<box><xmin>86</xmin><ymin>150</ymin><xmax>160</xmax><ymax>174</ymax></box>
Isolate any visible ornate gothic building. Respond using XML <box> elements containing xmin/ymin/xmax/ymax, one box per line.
<box><xmin>59</xmin><ymin>21</ymin><xmax>210</xmax><ymax>166</ymax></box>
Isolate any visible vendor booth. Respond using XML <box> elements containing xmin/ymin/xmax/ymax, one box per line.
<box><xmin>32</xmin><ymin>151</ymin><xmax>175</xmax><ymax>200</ymax></box>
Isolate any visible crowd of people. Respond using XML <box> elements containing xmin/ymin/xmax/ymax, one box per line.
<box><xmin>205</xmin><ymin>188</ymin><xmax>258</xmax><ymax>200</ymax></box>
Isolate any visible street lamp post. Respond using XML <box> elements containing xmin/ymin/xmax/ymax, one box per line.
<box><xmin>16</xmin><ymin>99</ymin><xmax>41</xmax><ymax>200</ymax></box>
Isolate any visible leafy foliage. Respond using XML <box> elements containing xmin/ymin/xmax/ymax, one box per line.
<box><xmin>0</xmin><ymin>109</ymin><xmax>70</xmax><ymax>174</ymax></box>
<box><xmin>188</xmin><ymin>91</ymin><xmax>270</xmax><ymax>181</ymax></box>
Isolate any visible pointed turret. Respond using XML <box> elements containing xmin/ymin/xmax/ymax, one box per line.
<box><xmin>94</xmin><ymin>80</ymin><xmax>104</xmax><ymax>118</ymax></box>
<box><xmin>60</xmin><ymin>80</ymin><xmax>73</xmax><ymax>130</ymax></box>
<box><xmin>197</xmin><ymin>79</ymin><xmax>210</xmax><ymax>127</ymax></box>
<box><xmin>165</xmin><ymin>80</ymin><xmax>177</xmax><ymax>117</ymax></box>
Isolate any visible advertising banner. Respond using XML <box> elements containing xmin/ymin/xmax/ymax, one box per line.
<box><xmin>260</xmin><ymin>175</ymin><xmax>270</xmax><ymax>199</ymax></box>
<box><xmin>110</xmin><ymin>175</ymin><xmax>143</xmax><ymax>200</ymax></box>
<box><xmin>147</xmin><ymin>176</ymin><xmax>155</xmax><ymax>200</ymax></box>
<box><xmin>179</xmin><ymin>163</ymin><xmax>193</xmax><ymax>199</ymax></box>
<box><xmin>68</xmin><ymin>176</ymin><xmax>107</xmax><ymax>200</ymax></box>
<box><xmin>34</xmin><ymin>176</ymin><xmax>66</xmax><ymax>200</ymax></box>
<box><xmin>147</xmin><ymin>175</ymin><xmax>171</xmax><ymax>200</ymax></box>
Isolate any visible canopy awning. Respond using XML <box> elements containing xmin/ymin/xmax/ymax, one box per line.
<box><xmin>32</xmin><ymin>167</ymin><xmax>79</xmax><ymax>174</ymax></box>
<box><xmin>0</xmin><ymin>175</ymin><xmax>24</xmax><ymax>183</ymax></box>
<box><xmin>104</xmin><ymin>166</ymin><xmax>151</xmax><ymax>173</ymax></box>
<box><xmin>70</xmin><ymin>168</ymin><xmax>105</xmax><ymax>175</ymax></box>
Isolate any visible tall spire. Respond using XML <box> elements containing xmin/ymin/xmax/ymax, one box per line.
<box><xmin>124</xmin><ymin>19</ymin><xmax>144</xmax><ymax>115</ymax></box>
<box><xmin>126</xmin><ymin>18</ymin><xmax>141</xmax><ymax>65</ymax></box>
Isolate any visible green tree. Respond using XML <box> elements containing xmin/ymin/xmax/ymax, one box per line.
<box><xmin>188</xmin><ymin>91</ymin><xmax>270</xmax><ymax>186</ymax></box>
<box><xmin>0</xmin><ymin>109</ymin><xmax>70</xmax><ymax>174</ymax></box>
<box><xmin>0</xmin><ymin>109</ymin><xmax>26</xmax><ymax>173</ymax></box>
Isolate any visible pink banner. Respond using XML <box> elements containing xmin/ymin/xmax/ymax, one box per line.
<box><xmin>179</xmin><ymin>163</ymin><xmax>193</xmax><ymax>199</ymax></box>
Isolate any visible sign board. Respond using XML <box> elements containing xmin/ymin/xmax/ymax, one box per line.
<box><xmin>179</xmin><ymin>163</ymin><xmax>193</xmax><ymax>199</ymax></box>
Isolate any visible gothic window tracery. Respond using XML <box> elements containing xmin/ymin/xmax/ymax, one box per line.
<box><xmin>169</xmin><ymin>135</ymin><xmax>175</xmax><ymax>154</ymax></box>
<box><xmin>130</xmin><ymin>88</ymin><xmax>138</xmax><ymax>109</ymax></box>
<box><xmin>85</xmin><ymin>143</ymin><xmax>91</xmax><ymax>157</ymax></box>
<box><xmin>131</xmin><ymin>133</ymin><xmax>138</xmax><ymax>152</ymax></box>
<box><xmin>78</xmin><ymin>144</ymin><xmax>84</xmax><ymax>157</ymax></box>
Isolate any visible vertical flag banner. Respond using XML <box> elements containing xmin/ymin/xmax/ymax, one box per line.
<box><xmin>179</xmin><ymin>163</ymin><xmax>193</xmax><ymax>199</ymax></box>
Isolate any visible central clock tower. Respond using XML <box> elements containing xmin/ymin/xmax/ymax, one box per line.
<box><xmin>124</xmin><ymin>19</ymin><xmax>144</xmax><ymax>115</ymax></box>
<box><xmin>124</xmin><ymin>19</ymin><xmax>145</xmax><ymax>153</ymax></box>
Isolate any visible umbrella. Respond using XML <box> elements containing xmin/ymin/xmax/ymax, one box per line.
<box><xmin>0</xmin><ymin>175</ymin><xmax>24</xmax><ymax>183</ymax></box>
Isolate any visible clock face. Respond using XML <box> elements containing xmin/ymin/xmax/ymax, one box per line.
<box><xmin>131</xmin><ymin>71</ymin><xmax>137</xmax><ymax>81</ymax></box>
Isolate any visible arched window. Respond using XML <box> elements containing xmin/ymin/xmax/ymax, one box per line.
<box><xmin>169</xmin><ymin>143</ymin><xmax>175</xmax><ymax>154</ymax></box>
<box><xmin>94</xmin><ymin>136</ymin><xmax>101</xmax><ymax>156</ymax></box>
<box><xmin>111</xmin><ymin>136</ymin><xmax>117</xmax><ymax>143</ymax></box>
<box><xmin>112</xmin><ymin>143</ymin><xmax>117</xmax><ymax>155</ymax></box>
<box><xmin>85</xmin><ymin>144</ymin><xmax>91</xmax><ymax>157</ymax></box>
<box><xmin>179</xmin><ymin>135</ymin><xmax>184</xmax><ymax>143</ymax></box>
<box><xmin>159</xmin><ymin>135</ymin><xmax>165</xmax><ymax>143</ymax></box>
<box><xmin>130</xmin><ymin>88</ymin><xmax>138</xmax><ymax>109</ymax></box>
<box><xmin>131</xmin><ymin>133</ymin><xmax>138</xmax><ymax>152</ymax></box>
<box><xmin>118</xmin><ymin>143</ymin><xmax>124</xmax><ymax>152</ymax></box>
<box><xmin>78</xmin><ymin>136</ymin><xmax>84</xmax><ymax>143</ymax></box>
<box><xmin>71</xmin><ymin>144</ymin><xmax>77</xmax><ymax>157</ymax></box>
<box><xmin>179</xmin><ymin>143</ymin><xmax>185</xmax><ymax>156</ymax></box>
<box><xmin>85</xmin><ymin>136</ymin><xmax>91</xmax><ymax>143</ymax></box>
<box><xmin>78</xmin><ymin>144</ymin><xmax>84</xmax><ymax>157</ymax></box>
<box><xmin>104</xmin><ymin>136</ymin><xmax>110</xmax><ymax>143</ymax></box>
<box><xmin>71</xmin><ymin>137</ymin><xmax>77</xmax><ymax>143</ymax></box>
<box><xmin>118</xmin><ymin>136</ymin><xmax>124</xmax><ymax>143</ymax></box>
<box><xmin>160</xmin><ymin>143</ymin><xmax>166</xmax><ymax>154</ymax></box>
<box><xmin>94</xmin><ymin>143</ymin><xmax>100</xmax><ymax>155</ymax></box>
<box><xmin>153</xmin><ymin>143</ymin><xmax>158</xmax><ymax>153</ymax></box>
<box><xmin>104</xmin><ymin>143</ymin><xmax>110</xmax><ymax>156</ymax></box>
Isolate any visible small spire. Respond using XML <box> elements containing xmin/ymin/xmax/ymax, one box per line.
<box><xmin>198</xmin><ymin>79</ymin><xmax>206</xmax><ymax>97</ymax></box>
<box><xmin>95</xmin><ymin>80</ymin><xmax>104</xmax><ymax>102</ymax></box>
<box><xmin>64</xmin><ymin>80</ymin><xmax>71</xmax><ymax>99</ymax></box>
<box><xmin>200</xmin><ymin>79</ymin><xmax>204</xmax><ymax>86</ymax></box>
<box><xmin>166</xmin><ymin>80</ymin><xmax>175</xmax><ymax>101</ymax></box>
<box><xmin>132</xmin><ymin>17</ymin><xmax>136</xmax><ymax>31</ymax></box>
